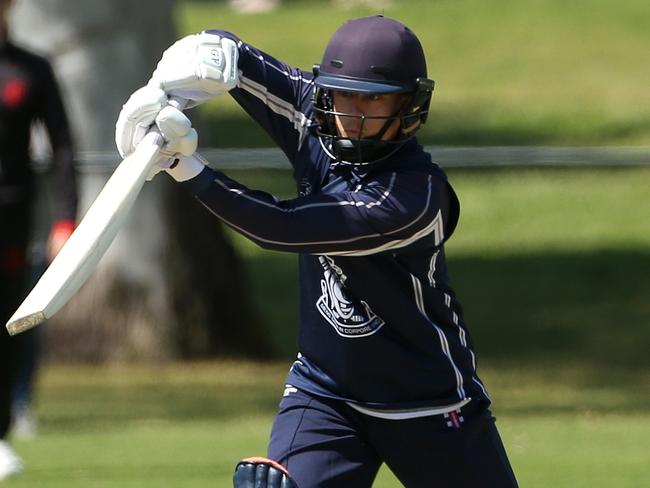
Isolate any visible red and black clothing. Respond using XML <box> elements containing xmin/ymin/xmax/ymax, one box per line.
<box><xmin>0</xmin><ymin>38</ymin><xmax>77</xmax><ymax>439</ymax></box>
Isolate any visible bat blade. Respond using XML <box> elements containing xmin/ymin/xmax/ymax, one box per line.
<box><xmin>5</xmin><ymin>131</ymin><xmax>164</xmax><ymax>336</ymax></box>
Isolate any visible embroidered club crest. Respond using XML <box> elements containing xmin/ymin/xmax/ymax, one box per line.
<box><xmin>316</xmin><ymin>256</ymin><xmax>384</xmax><ymax>338</ymax></box>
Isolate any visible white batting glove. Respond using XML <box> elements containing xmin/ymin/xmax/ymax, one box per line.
<box><xmin>115</xmin><ymin>86</ymin><xmax>202</xmax><ymax>181</ymax></box>
<box><xmin>115</xmin><ymin>85</ymin><xmax>168</xmax><ymax>159</ymax></box>
<box><xmin>154</xmin><ymin>106</ymin><xmax>205</xmax><ymax>182</ymax></box>
<box><xmin>149</xmin><ymin>32</ymin><xmax>239</xmax><ymax>108</ymax></box>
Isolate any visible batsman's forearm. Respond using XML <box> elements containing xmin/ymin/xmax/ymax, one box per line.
<box><xmin>183</xmin><ymin>167</ymin><xmax>437</xmax><ymax>256</ymax></box>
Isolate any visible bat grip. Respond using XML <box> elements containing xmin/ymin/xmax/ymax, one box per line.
<box><xmin>141</xmin><ymin>96</ymin><xmax>189</xmax><ymax>150</ymax></box>
<box><xmin>168</xmin><ymin>96</ymin><xmax>188</xmax><ymax>111</ymax></box>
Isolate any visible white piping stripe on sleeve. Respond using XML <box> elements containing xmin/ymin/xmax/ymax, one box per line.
<box><xmin>238</xmin><ymin>75</ymin><xmax>310</xmax><ymax>145</ymax></box>
<box><xmin>293</xmin><ymin>173</ymin><xmax>397</xmax><ymax>211</ymax></box>
<box><xmin>238</xmin><ymin>76</ymin><xmax>310</xmax><ymax>129</ymax></box>
<box><xmin>241</xmin><ymin>43</ymin><xmax>314</xmax><ymax>83</ymax></box>
<box><xmin>238</xmin><ymin>76</ymin><xmax>301</xmax><ymax>121</ymax></box>
<box><xmin>325</xmin><ymin>208</ymin><xmax>436</xmax><ymax>256</ymax></box>
<box><xmin>428</xmin><ymin>250</ymin><xmax>440</xmax><ymax>287</ymax></box>
<box><xmin>325</xmin><ymin>177</ymin><xmax>436</xmax><ymax>256</ymax></box>
<box><xmin>432</xmin><ymin>209</ymin><xmax>444</xmax><ymax>246</ymax></box>
<box><xmin>412</xmin><ymin>274</ymin><xmax>424</xmax><ymax>311</ymax></box>
<box><xmin>458</xmin><ymin>322</ymin><xmax>466</xmax><ymax>345</ymax></box>
<box><xmin>213</xmin><ymin>173</ymin><xmax>396</xmax><ymax>213</ymax></box>
<box><xmin>411</xmin><ymin>275</ymin><xmax>465</xmax><ymax>400</ymax></box>
<box><xmin>473</xmin><ymin>377</ymin><xmax>491</xmax><ymax>400</ymax></box>
<box><xmin>198</xmin><ymin>199</ymin><xmax>388</xmax><ymax>249</ymax></box>
<box><xmin>263</xmin><ymin>58</ymin><xmax>314</xmax><ymax>83</ymax></box>
<box><xmin>205</xmin><ymin>174</ymin><xmax>437</xmax><ymax>253</ymax></box>
<box><xmin>441</xmin><ymin>290</ymin><xmax>490</xmax><ymax>400</ymax></box>
<box><xmin>365</xmin><ymin>174</ymin><xmax>397</xmax><ymax>208</ymax></box>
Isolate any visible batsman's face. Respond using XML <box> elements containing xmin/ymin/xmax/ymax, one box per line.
<box><xmin>332</xmin><ymin>91</ymin><xmax>406</xmax><ymax>141</ymax></box>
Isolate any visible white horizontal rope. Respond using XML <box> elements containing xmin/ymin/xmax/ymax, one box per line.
<box><xmin>32</xmin><ymin>145</ymin><xmax>650</xmax><ymax>174</ymax></box>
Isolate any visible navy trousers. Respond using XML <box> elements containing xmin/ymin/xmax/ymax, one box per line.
<box><xmin>268</xmin><ymin>389</ymin><xmax>518</xmax><ymax>488</ymax></box>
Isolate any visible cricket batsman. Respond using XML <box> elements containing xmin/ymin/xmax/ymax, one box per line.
<box><xmin>116</xmin><ymin>15</ymin><xmax>519</xmax><ymax>487</ymax></box>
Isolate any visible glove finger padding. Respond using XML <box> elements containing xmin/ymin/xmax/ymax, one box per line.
<box><xmin>144</xmin><ymin>106</ymin><xmax>202</xmax><ymax>182</ymax></box>
<box><xmin>150</xmin><ymin>32</ymin><xmax>239</xmax><ymax>107</ymax></box>
<box><xmin>233</xmin><ymin>457</ymin><xmax>298</xmax><ymax>488</ymax></box>
<box><xmin>115</xmin><ymin>86</ymin><xmax>168</xmax><ymax>158</ymax></box>
<box><xmin>156</xmin><ymin>106</ymin><xmax>198</xmax><ymax>162</ymax></box>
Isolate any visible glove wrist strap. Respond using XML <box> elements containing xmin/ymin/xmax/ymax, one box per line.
<box><xmin>166</xmin><ymin>153</ymin><xmax>206</xmax><ymax>182</ymax></box>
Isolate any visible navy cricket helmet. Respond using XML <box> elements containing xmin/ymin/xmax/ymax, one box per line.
<box><xmin>312</xmin><ymin>15</ymin><xmax>435</xmax><ymax>165</ymax></box>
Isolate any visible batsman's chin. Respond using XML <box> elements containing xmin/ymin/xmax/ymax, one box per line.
<box><xmin>5</xmin><ymin>311</ymin><xmax>46</xmax><ymax>336</ymax></box>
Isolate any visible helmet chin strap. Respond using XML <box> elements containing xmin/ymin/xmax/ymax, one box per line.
<box><xmin>334</xmin><ymin>138</ymin><xmax>408</xmax><ymax>166</ymax></box>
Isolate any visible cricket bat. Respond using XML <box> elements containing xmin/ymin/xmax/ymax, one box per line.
<box><xmin>5</xmin><ymin>130</ymin><xmax>165</xmax><ymax>336</ymax></box>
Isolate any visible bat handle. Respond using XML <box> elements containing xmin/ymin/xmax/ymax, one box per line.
<box><xmin>168</xmin><ymin>96</ymin><xmax>188</xmax><ymax>111</ymax></box>
<box><xmin>141</xmin><ymin>96</ymin><xmax>189</xmax><ymax>151</ymax></box>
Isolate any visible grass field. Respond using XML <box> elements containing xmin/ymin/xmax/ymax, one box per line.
<box><xmin>7</xmin><ymin>361</ymin><xmax>650</xmax><ymax>488</ymax></box>
<box><xmin>6</xmin><ymin>166</ymin><xmax>649</xmax><ymax>487</ymax></box>
<box><xmin>225</xmin><ymin>165</ymin><xmax>650</xmax><ymax>367</ymax></box>
<box><xmin>13</xmin><ymin>1</ymin><xmax>650</xmax><ymax>473</ymax></box>
<box><xmin>175</xmin><ymin>0</ymin><xmax>650</xmax><ymax>146</ymax></box>
<box><xmin>5</xmin><ymin>3</ymin><xmax>649</xmax><ymax>487</ymax></box>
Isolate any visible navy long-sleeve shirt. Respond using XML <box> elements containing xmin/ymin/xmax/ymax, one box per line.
<box><xmin>183</xmin><ymin>31</ymin><xmax>490</xmax><ymax>416</ymax></box>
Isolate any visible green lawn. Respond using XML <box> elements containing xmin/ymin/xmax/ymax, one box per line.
<box><xmin>7</xmin><ymin>4</ymin><xmax>650</xmax><ymax>486</ymax></box>
<box><xmin>7</xmin><ymin>361</ymin><xmax>650</xmax><ymax>487</ymax></box>
<box><xmin>5</xmin><ymin>166</ymin><xmax>650</xmax><ymax>486</ymax></box>
<box><xmin>222</xmin><ymin>166</ymin><xmax>650</xmax><ymax>368</ymax></box>
<box><xmin>175</xmin><ymin>0</ymin><xmax>650</xmax><ymax>146</ymax></box>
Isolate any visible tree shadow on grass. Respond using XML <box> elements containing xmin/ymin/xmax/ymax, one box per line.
<box><xmin>247</xmin><ymin>248</ymin><xmax>650</xmax><ymax>371</ymax></box>
<box><xmin>40</xmin><ymin>246</ymin><xmax>648</xmax><ymax>429</ymax></box>
<box><xmin>451</xmin><ymin>249</ymin><xmax>650</xmax><ymax>370</ymax></box>
<box><xmin>41</xmin><ymin>243</ymin><xmax>650</xmax><ymax>430</ymax></box>
<box><xmin>239</xmin><ymin>248</ymin><xmax>650</xmax><ymax>416</ymax></box>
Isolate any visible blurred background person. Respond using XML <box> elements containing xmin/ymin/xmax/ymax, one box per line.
<box><xmin>230</xmin><ymin>0</ymin><xmax>280</xmax><ymax>14</ymax></box>
<box><xmin>9</xmin><ymin>246</ymin><xmax>47</xmax><ymax>439</ymax></box>
<box><xmin>229</xmin><ymin>0</ymin><xmax>391</xmax><ymax>14</ymax></box>
<box><xmin>0</xmin><ymin>0</ymin><xmax>77</xmax><ymax>478</ymax></box>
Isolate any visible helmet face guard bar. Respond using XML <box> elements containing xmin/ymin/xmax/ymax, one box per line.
<box><xmin>312</xmin><ymin>110</ymin><xmax>426</xmax><ymax>145</ymax></box>
<box><xmin>312</xmin><ymin>72</ymin><xmax>435</xmax><ymax>165</ymax></box>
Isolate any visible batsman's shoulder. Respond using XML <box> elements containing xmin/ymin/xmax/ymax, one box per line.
<box><xmin>379</xmin><ymin>167</ymin><xmax>441</xmax><ymax>195</ymax></box>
